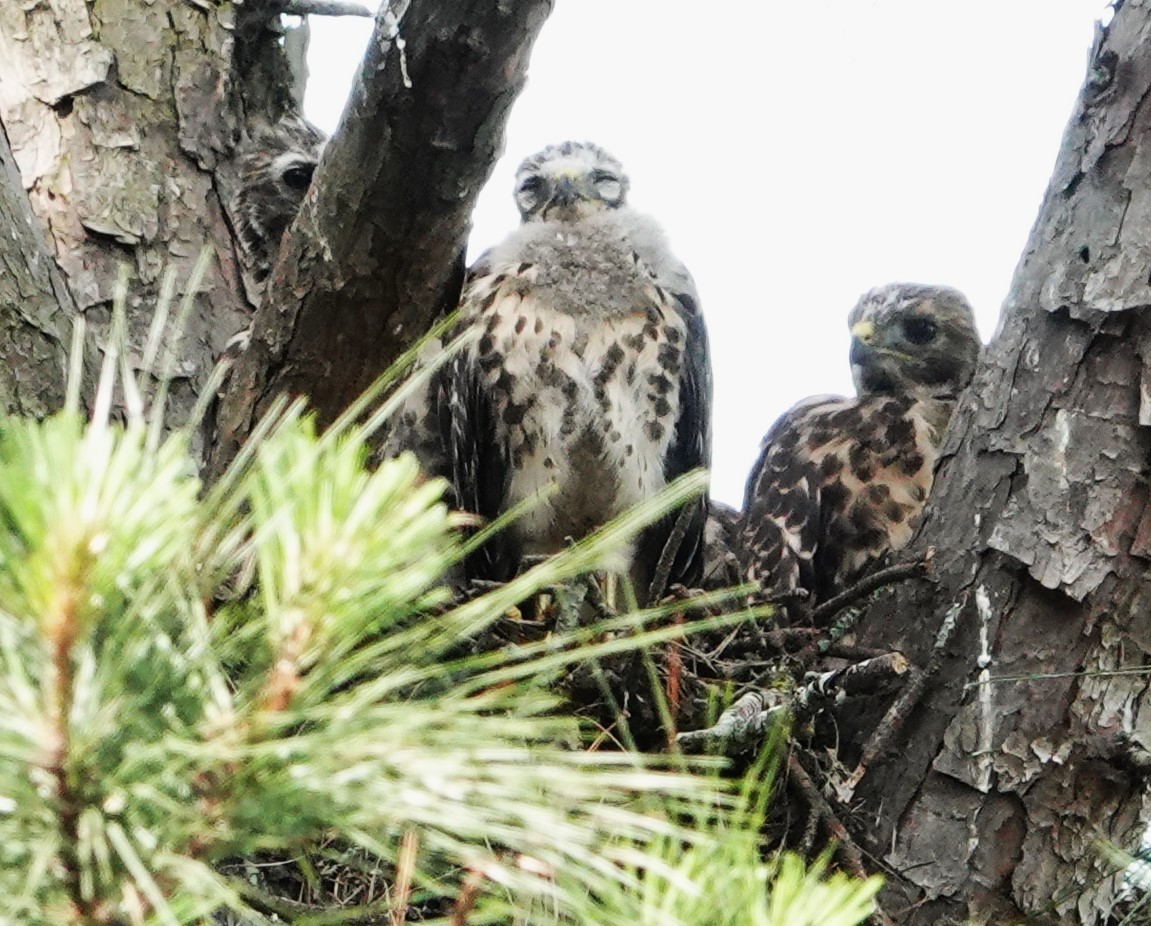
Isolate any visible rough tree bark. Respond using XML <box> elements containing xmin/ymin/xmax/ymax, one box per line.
<box><xmin>0</xmin><ymin>0</ymin><xmax>257</xmax><ymax>436</ymax></box>
<box><xmin>0</xmin><ymin>114</ymin><xmax>74</xmax><ymax>416</ymax></box>
<box><xmin>0</xmin><ymin>0</ymin><xmax>550</xmax><ymax>470</ymax></box>
<box><xmin>10</xmin><ymin>0</ymin><xmax>1151</xmax><ymax>922</ymax></box>
<box><xmin>843</xmin><ymin>4</ymin><xmax>1151</xmax><ymax>924</ymax></box>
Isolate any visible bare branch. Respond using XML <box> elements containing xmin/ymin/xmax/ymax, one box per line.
<box><xmin>678</xmin><ymin>653</ymin><xmax>911</xmax><ymax>756</ymax></box>
<box><xmin>839</xmin><ymin>601</ymin><xmax>963</xmax><ymax>798</ymax></box>
<box><xmin>786</xmin><ymin>754</ymin><xmax>870</xmax><ymax>881</ymax></box>
<box><xmin>646</xmin><ymin>502</ymin><xmax>695</xmax><ymax>605</ymax></box>
<box><xmin>809</xmin><ymin>557</ymin><xmax>930</xmax><ymax>626</ymax></box>
<box><xmin>675</xmin><ymin>689</ymin><xmax>788</xmax><ymax>754</ymax></box>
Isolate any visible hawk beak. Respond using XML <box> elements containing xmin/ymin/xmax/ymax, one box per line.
<box><xmin>849</xmin><ymin>337</ymin><xmax>874</xmax><ymax>370</ymax></box>
<box><xmin>849</xmin><ymin>321</ymin><xmax>879</xmax><ymax>370</ymax></box>
<box><xmin>551</xmin><ymin>176</ymin><xmax>578</xmax><ymax>207</ymax></box>
<box><xmin>850</xmin><ymin>320</ymin><xmax>876</xmax><ymax>345</ymax></box>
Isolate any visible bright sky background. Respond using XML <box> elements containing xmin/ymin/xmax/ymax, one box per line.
<box><xmin>304</xmin><ymin>1</ymin><xmax>1105</xmax><ymax>506</ymax></box>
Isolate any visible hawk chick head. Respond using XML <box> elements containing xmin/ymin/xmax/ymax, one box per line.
<box><xmin>232</xmin><ymin>116</ymin><xmax>327</xmax><ymax>282</ymax></box>
<box><xmin>848</xmin><ymin>283</ymin><xmax>979</xmax><ymax>397</ymax></box>
<box><xmin>513</xmin><ymin>141</ymin><xmax>629</xmax><ymax>223</ymax></box>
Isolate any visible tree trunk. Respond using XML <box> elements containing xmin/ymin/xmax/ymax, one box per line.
<box><xmin>846</xmin><ymin>5</ymin><xmax>1151</xmax><ymax>923</ymax></box>
<box><xmin>0</xmin><ymin>0</ymin><xmax>255</xmax><ymax>434</ymax></box>
<box><xmin>0</xmin><ymin>114</ymin><xmax>75</xmax><ymax>416</ymax></box>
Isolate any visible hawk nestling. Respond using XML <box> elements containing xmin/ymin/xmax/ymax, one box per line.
<box><xmin>740</xmin><ymin>283</ymin><xmax>979</xmax><ymax>603</ymax></box>
<box><xmin>426</xmin><ymin>142</ymin><xmax>712</xmax><ymax>601</ymax></box>
<box><xmin>231</xmin><ymin>116</ymin><xmax>326</xmax><ymax>288</ymax></box>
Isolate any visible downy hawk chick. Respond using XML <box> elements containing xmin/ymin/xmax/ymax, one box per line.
<box><xmin>221</xmin><ymin>116</ymin><xmax>326</xmax><ymax>362</ymax></box>
<box><xmin>209</xmin><ymin>117</ymin><xmax>325</xmax><ymax>452</ymax></box>
<box><xmin>438</xmin><ymin>141</ymin><xmax>712</xmax><ymax>602</ymax></box>
<box><xmin>231</xmin><ymin>116</ymin><xmax>326</xmax><ymax>289</ymax></box>
<box><xmin>740</xmin><ymin>283</ymin><xmax>980</xmax><ymax>604</ymax></box>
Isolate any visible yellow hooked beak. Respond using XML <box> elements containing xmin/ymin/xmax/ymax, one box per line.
<box><xmin>851</xmin><ymin>320</ymin><xmax>876</xmax><ymax>345</ymax></box>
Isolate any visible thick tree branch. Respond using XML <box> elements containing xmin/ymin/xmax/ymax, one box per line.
<box><xmin>210</xmin><ymin>0</ymin><xmax>554</xmax><ymax>476</ymax></box>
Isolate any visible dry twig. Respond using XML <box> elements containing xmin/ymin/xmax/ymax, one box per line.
<box><xmin>646</xmin><ymin>502</ymin><xmax>695</xmax><ymax>606</ymax></box>
<box><xmin>839</xmin><ymin>600</ymin><xmax>964</xmax><ymax>797</ymax></box>
<box><xmin>786</xmin><ymin>754</ymin><xmax>869</xmax><ymax>879</ymax></box>
<box><xmin>810</xmin><ymin>558</ymin><xmax>931</xmax><ymax>626</ymax></box>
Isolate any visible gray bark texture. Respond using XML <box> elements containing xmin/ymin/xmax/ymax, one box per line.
<box><xmin>844</xmin><ymin>4</ymin><xmax>1151</xmax><ymax>923</ymax></box>
<box><xmin>0</xmin><ymin>0</ymin><xmax>257</xmax><ymax>437</ymax></box>
<box><xmin>0</xmin><ymin>114</ymin><xmax>74</xmax><ymax>416</ymax></box>
<box><xmin>208</xmin><ymin>0</ymin><xmax>555</xmax><ymax>477</ymax></box>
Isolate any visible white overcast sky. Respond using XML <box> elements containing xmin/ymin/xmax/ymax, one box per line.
<box><xmin>304</xmin><ymin>1</ymin><xmax>1105</xmax><ymax>506</ymax></box>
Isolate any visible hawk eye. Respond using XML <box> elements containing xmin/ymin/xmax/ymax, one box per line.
<box><xmin>902</xmin><ymin>316</ymin><xmax>938</xmax><ymax>345</ymax></box>
<box><xmin>281</xmin><ymin>163</ymin><xmax>315</xmax><ymax>191</ymax></box>
<box><xmin>592</xmin><ymin>170</ymin><xmax>622</xmax><ymax>203</ymax></box>
<box><xmin>518</xmin><ymin>175</ymin><xmax>545</xmax><ymax>195</ymax></box>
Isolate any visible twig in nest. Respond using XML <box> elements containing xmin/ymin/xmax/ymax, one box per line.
<box><xmin>796</xmin><ymin>653</ymin><xmax>911</xmax><ymax>710</ymax></box>
<box><xmin>820</xmin><ymin>643</ymin><xmax>893</xmax><ymax>661</ymax></box>
<box><xmin>839</xmin><ymin>600</ymin><xmax>963</xmax><ymax>797</ymax></box>
<box><xmin>675</xmin><ymin>689</ymin><xmax>789</xmax><ymax>754</ymax></box>
<box><xmin>810</xmin><ymin>557</ymin><xmax>931</xmax><ymax>626</ymax></box>
<box><xmin>582</xmin><ymin>573</ymin><xmax>615</xmax><ymax>623</ymax></box>
<box><xmin>798</xmin><ymin>789</ymin><xmax>821</xmax><ymax>856</ymax></box>
<box><xmin>681</xmin><ymin>654</ymin><xmax>913</xmax><ymax>756</ymax></box>
<box><xmin>750</xmin><ymin>587</ymin><xmax>811</xmax><ymax>611</ymax></box>
<box><xmin>646</xmin><ymin>502</ymin><xmax>695</xmax><ymax>606</ymax></box>
<box><xmin>788</xmin><ymin>557</ymin><xmax>930</xmax><ymax>669</ymax></box>
<box><xmin>284</xmin><ymin>0</ymin><xmax>373</xmax><ymax>16</ymax></box>
<box><xmin>786</xmin><ymin>754</ymin><xmax>869</xmax><ymax>879</ymax></box>
<box><xmin>451</xmin><ymin>868</ymin><xmax>485</xmax><ymax>926</ymax></box>
<box><xmin>664</xmin><ymin>610</ymin><xmax>687</xmax><ymax>743</ymax></box>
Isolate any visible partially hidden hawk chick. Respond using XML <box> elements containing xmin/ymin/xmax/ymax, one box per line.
<box><xmin>405</xmin><ymin>141</ymin><xmax>712</xmax><ymax>602</ymax></box>
<box><xmin>231</xmin><ymin>116</ymin><xmax>326</xmax><ymax>287</ymax></box>
<box><xmin>740</xmin><ymin>283</ymin><xmax>980</xmax><ymax>604</ymax></box>
<box><xmin>220</xmin><ymin>116</ymin><xmax>326</xmax><ymax>362</ymax></box>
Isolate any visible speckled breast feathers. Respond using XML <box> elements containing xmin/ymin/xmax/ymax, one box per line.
<box><xmin>740</xmin><ymin>283</ymin><xmax>979</xmax><ymax>603</ymax></box>
<box><xmin>461</xmin><ymin>215</ymin><xmax>691</xmax><ymax>569</ymax></box>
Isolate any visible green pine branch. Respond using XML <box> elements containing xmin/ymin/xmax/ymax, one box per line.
<box><xmin>0</xmin><ymin>270</ymin><xmax>881</xmax><ymax>926</ymax></box>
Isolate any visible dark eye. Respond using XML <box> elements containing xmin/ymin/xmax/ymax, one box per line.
<box><xmin>281</xmin><ymin>163</ymin><xmax>315</xmax><ymax>191</ymax></box>
<box><xmin>902</xmin><ymin>316</ymin><xmax>938</xmax><ymax>345</ymax></box>
<box><xmin>518</xmin><ymin>175</ymin><xmax>545</xmax><ymax>195</ymax></box>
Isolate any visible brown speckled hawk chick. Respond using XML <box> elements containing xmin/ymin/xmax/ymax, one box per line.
<box><xmin>740</xmin><ymin>283</ymin><xmax>980</xmax><ymax>603</ymax></box>
<box><xmin>401</xmin><ymin>141</ymin><xmax>712</xmax><ymax>601</ymax></box>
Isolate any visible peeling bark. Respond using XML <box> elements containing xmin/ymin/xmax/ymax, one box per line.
<box><xmin>208</xmin><ymin>0</ymin><xmax>554</xmax><ymax>477</ymax></box>
<box><xmin>0</xmin><ymin>0</ymin><xmax>298</xmax><ymax>437</ymax></box>
<box><xmin>843</xmin><ymin>6</ymin><xmax>1151</xmax><ymax>924</ymax></box>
